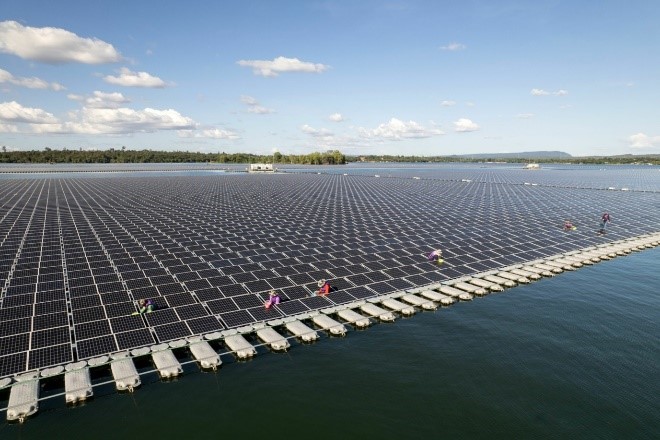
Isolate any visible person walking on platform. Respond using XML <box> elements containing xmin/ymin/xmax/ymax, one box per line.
<box><xmin>598</xmin><ymin>212</ymin><xmax>611</xmax><ymax>235</ymax></box>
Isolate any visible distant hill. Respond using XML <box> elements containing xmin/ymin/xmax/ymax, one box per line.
<box><xmin>451</xmin><ymin>151</ymin><xmax>572</xmax><ymax>159</ymax></box>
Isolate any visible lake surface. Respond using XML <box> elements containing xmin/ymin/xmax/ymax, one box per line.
<box><xmin>3</xmin><ymin>246</ymin><xmax>658</xmax><ymax>439</ymax></box>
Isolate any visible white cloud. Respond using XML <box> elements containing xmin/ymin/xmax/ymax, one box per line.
<box><xmin>0</xmin><ymin>101</ymin><xmax>58</xmax><ymax>123</ymax></box>
<box><xmin>247</xmin><ymin>105</ymin><xmax>273</xmax><ymax>114</ymax></box>
<box><xmin>531</xmin><ymin>88</ymin><xmax>550</xmax><ymax>96</ymax></box>
<box><xmin>453</xmin><ymin>118</ymin><xmax>479</xmax><ymax>132</ymax></box>
<box><xmin>360</xmin><ymin>118</ymin><xmax>445</xmax><ymax>140</ymax></box>
<box><xmin>69</xmin><ymin>91</ymin><xmax>131</xmax><ymax>109</ymax></box>
<box><xmin>531</xmin><ymin>88</ymin><xmax>568</xmax><ymax>96</ymax></box>
<box><xmin>178</xmin><ymin>128</ymin><xmax>239</xmax><ymax>139</ymax></box>
<box><xmin>301</xmin><ymin>124</ymin><xmax>333</xmax><ymax>137</ymax></box>
<box><xmin>32</xmin><ymin>107</ymin><xmax>195</xmax><ymax>134</ymax></box>
<box><xmin>629</xmin><ymin>133</ymin><xmax>660</xmax><ymax>148</ymax></box>
<box><xmin>516</xmin><ymin>113</ymin><xmax>534</xmax><ymax>119</ymax></box>
<box><xmin>0</xmin><ymin>123</ymin><xmax>18</xmax><ymax>133</ymax></box>
<box><xmin>237</xmin><ymin>56</ymin><xmax>329</xmax><ymax>77</ymax></box>
<box><xmin>440</xmin><ymin>100</ymin><xmax>456</xmax><ymax>107</ymax></box>
<box><xmin>328</xmin><ymin>113</ymin><xmax>344</xmax><ymax>122</ymax></box>
<box><xmin>0</xmin><ymin>20</ymin><xmax>121</xmax><ymax>64</ymax></box>
<box><xmin>240</xmin><ymin>95</ymin><xmax>273</xmax><ymax>114</ymax></box>
<box><xmin>104</xmin><ymin>67</ymin><xmax>169</xmax><ymax>88</ymax></box>
<box><xmin>440</xmin><ymin>42</ymin><xmax>466</xmax><ymax>51</ymax></box>
<box><xmin>240</xmin><ymin>95</ymin><xmax>258</xmax><ymax>106</ymax></box>
<box><xmin>0</xmin><ymin>68</ymin><xmax>65</xmax><ymax>90</ymax></box>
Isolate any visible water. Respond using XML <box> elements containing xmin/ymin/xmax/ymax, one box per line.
<box><xmin>3</xmin><ymin>247</ymin><xmax>658</xmax><ymax>439</ymax></box>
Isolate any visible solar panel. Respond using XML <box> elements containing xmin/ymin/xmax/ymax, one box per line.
<box><xmin>186</xmin><ymin>316</ymin><xmax>224</xmax><ymax>334</ymax></box>
<box><xmin>116</xmin><ymin>329</ymin><xmax>155</xmax><ymax>350</ymax></box>
<box><xmin>219</xmin><ymin>309</ymin><xmax>255</xmax><ymax>328</ymax></box>
<box><xmin>0</xmin><ymin>166</ymin><xmax>657</xmax><ymax>379</ymax></box>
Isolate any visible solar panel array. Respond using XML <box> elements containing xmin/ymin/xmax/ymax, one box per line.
<box><xmin>0</xmin><ymin>168</ymin><xmax>659</xmax><ymax>379</ymax></box>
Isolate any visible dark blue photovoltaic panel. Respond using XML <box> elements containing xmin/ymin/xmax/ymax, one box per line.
<box><xmin>144</xmin><ymin>309</ymin><xmax>180</xmax><ymax>326</ymax></box>
<box><xmin>186</xmin><ymin>316</ymin><xmax>224</xmax><ymax>334</ymax></box>
<box><xmin>0</xmin><ymin>352</ymin><xmax>28</xmax><ymax>377</ymax></box>
<box><xmin>77</xmin><ymin>335</ymin><xmax>118</xmax><ymax>360</ymax></box>
<box><xmin>175</xmin><ymin>304</ymin><xmax>208</xmax><ymax>320</ymax></box>
<box><xmin>153</xmin><ymin>321</ymin><xmax>191</xmax><ymax>342</ymax></box>
<box><xmin>28</xmin><ymin>344</ymin><xmax>72</xmax><ymax>369</ymax></box>
<box><xmin>0</xmin><ymin>333</ymin><xmax>29</xmax><ymax>354</ymax></box>
<box><xmin>31</xmin><ymin>327</ymin><xmax>70</xmax><ymax>349</ymax></box>
<box><xmin>219</xmin><ymin>310</ymin><xmax>255</xmax><ymax>328</ymax></box>
<box><xmin>116</xmin><ymin>329</ymin><xmax>155</xmax><ymax>350</ymax></box>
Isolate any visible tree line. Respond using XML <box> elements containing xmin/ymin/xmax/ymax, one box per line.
<box><xmin>0</xmin><ymin>147</ymin><xmax>657</xmax><ymax>165</ymax></box>
<box><xmin>346</xmin><ymin>154</ymin><xmax>660</xmax><ymax>165</ymax></box>
<box><xmin>0</xmin><ymin>148</ymin><xmax>346</xmax><ymax>165</ymax></box>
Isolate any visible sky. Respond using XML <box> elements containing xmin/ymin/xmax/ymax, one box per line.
<box><xmin>0</xmin><ymin>0</ymin><xmax>659</xmax><ymax>157</ymax></box>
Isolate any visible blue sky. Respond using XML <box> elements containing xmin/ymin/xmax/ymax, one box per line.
<box><xmin>1</xmin><ymin>0</ymin><xmax>658</xmax><ymax>156</ymax></box>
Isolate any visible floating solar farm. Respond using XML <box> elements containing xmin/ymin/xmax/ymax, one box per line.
<box><xmin>1</xmin><ymin>163</ymin><xmax>659</xmax><ymax>420</ymax></box>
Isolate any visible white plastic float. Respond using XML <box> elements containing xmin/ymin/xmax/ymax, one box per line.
<box><xmin>521</xmin><ymin>265</ymin><xmax>554</xmax><ymax>277</ymax></box>
<box><xmin>508</xmin><ymin>268</ymin><xmax>542</xmax><ymax>280</ymax></box>
<box><xmin>6</xmin><ymin>373</ymin><xmax>39</xmax><ymax>422</ymax></box>
<box><xmin>312</xmin><ymin>313</ymin><xmax>347</xmax><ymax>335</ymax></box>
<box><xmin>223</xmin><ymin>332</ymin><xmax>257</xmax><ymax>359</ymax></box>
<box><xmin>451</xmin><ymin>281</ymin><xmax>488</xmax><ymax>296</ymax></box>
<box><xmin>438</xmin><ymin>285</ymin><xmax>474</xmax><ymax>301</ymax></box>
<box><xmin>400</xmin><ymin>294</ymin><xmax>438</xmax><ymax>310</ymax></box>
<box><xmin>284</xmin><ymin>319</ymin><xmax>319</xmax><ymax>342</ymax></box>
<box><xmin>110</xmin><ymin>352</ymin><xmax>141</xmax><ymax>392</ymax></box>
<box><xmin>337</xmin><ymin>307</ymin><xmax>371</xmax><ymax>328</ymax></box>
<box><xmin>360</xmin><ymin>302</ymin><xmax>396</xmax><ymax>322</ymax></box>
<box><xmin>533</xmin><ymin>263</ymin><xmax>563</xmax><ymax>274</ymax></box>
<box><xmin>256</xmin><ymin>326</ymin><xmax>290</xmax><ymax>351</ymax></box>
<box><xmin>418</xmin><ymin>289</ymin><xmax>456</xmax><ymax>305</ymax></box>
<box><xmin>149</xmin><ymin>344</ymin><xmax>183</xmax><ymax>378</ymax></box>
<box><xmin>483</xmin><ymin>274</ymin><xmax>517</xmax><ymax>287</ymax></box>
<box><xmin>188</xmin><ymin>337</ymin><xmax>222</xmax><ymax>369</ymax></box>
<box><xmin>379</xmin><ymin>297</ymin><xmax>416</xmax><ymax>315</ymax></box>
<box><xmin>542</xmin><ymin>260</ymin><xmax>575</xmax><ymax>271</ymax></box>
<box><xmin>468</xmin><ymin>277</ymin><xmax>505</xmax><ymax>292</ymax></box>
<box><xmin>497</xmin><ymin>271</ymin><xmax>531</xmax><ymax>284</ymax></box>
<box><xmin>63</xmin><ymin>362</ymin><xmax>92</xmax><ymax>404</ymax></box>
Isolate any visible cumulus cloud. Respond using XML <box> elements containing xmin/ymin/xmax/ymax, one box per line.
<box><xmin>360</xmin><ymin>118</ymin><xmax>445</xmax><ymax>140</ymax></box>
<box><xmin>2</xmin><ymin>102</ymin><xmax>195</xmax><ymax>134</ymax></box>
<box><xmin>440</xmin><ymin>100</ymin><xmax>456</xmax><ymax>107</ymax></box>
<box><xmin>440</xmin><ymin>42</ymin><xmax>466</xmax><ymax>51</ymax></box>
<box><xmin>178</xmin><ymin>128</ymin><xmax>239</xmax><ymax>139</ymax></box>
<box><xmin>629</xmin><ymin>133</ymin><xmax>660</xmax><ymax>148</ymax></box>
<box><xmin>69</xmin><ymin>91</ymin><xmax>130</xmax><ymax>108</ymax></box>
<box><xmin>237</xmin><ymin>56</ymin><xmax>329</xmax><ymax>77</ymax></box>
<box><xmin>104</xmin><ymin>67</ymin><xmax>169</xmax><ymax>88</ymax></box>
<box><xmin>328</xmin><ymin>113</ymin><xmax>344</xmax><ymax>122</ymax></box>
<box><xmin>453</xmin><ymin>118</ymin><xmax>479</xmax><ymax>132</ymax></box>
<box><xmin>240</xmin><ymin>95</ymin><xmax>273</xmax><ymax>114</ymax></box>
<box><xmin>531</xmin><ymin>88</ymin><xmax>568</xmax><ymax>96</ymax></box>
<box><xmin>301</xmin><ymin>124</ymin><xmax>333</xmax><ymax>137</ymax></box>
<box><xmin>0</xmin><ymin>101</ymin><xmax>58</xmax><ymax>123</ymax></box>
<box><xmin>0</xmin><ymin>20</ymin><xmax>121</xmax><ymax>64</ymax></box>
<box><xmin>0</xmin><ymin>68</ymin><xmax>65</xmax><ymax>90</ymax></box>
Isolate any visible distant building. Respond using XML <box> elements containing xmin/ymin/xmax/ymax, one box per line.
<box><xmin>248</xmin><ymin>163</ymin><xmax>274</xmax><ymax>172</ymax></box>
<box><xmin>524</xmin><ymin>163</ymin><xmax>540</xmax><ymax>169</ymax></box>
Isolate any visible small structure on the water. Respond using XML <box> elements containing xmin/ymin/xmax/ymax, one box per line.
<box><xmin>248</xmin><ymin>163</ymin><xmax>275</xmax><ymax>172</ymax></box>
<box><xmin>524</xmin><ymin>163</ymin><xmax>540</xmax><ymax>170</ymax></box>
